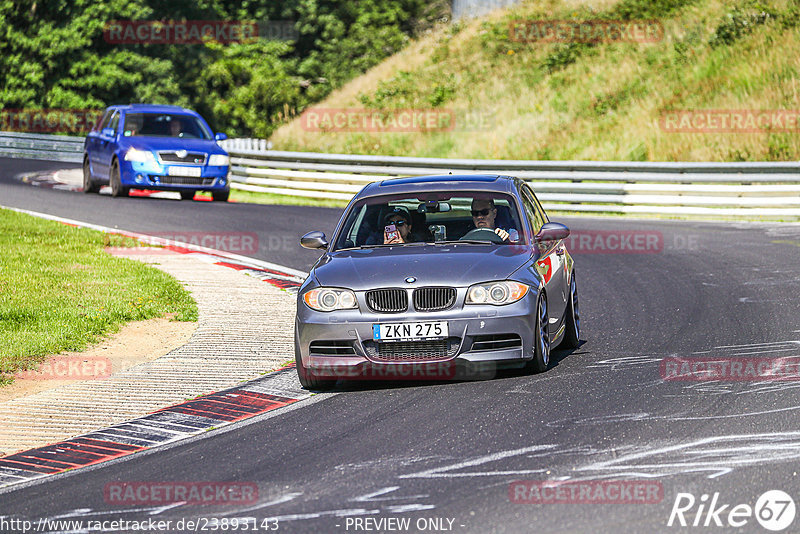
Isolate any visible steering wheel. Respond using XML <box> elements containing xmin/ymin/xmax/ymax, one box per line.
<box><xmin>459</xmin><ymin>227</ymin><xmax>505</xmax><ymax>244</ymax></box>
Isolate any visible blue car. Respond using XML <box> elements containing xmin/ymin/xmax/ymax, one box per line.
<box><xmin>83</xmin><ymin>104</ymin><xmax>231</xmax><ymax>201</ymax></box>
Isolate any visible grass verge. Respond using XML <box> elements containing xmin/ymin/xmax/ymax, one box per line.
<box><xmin>0</xmin><ymin>208</ymin><xmax>198</xmax><ymax>385</ymax></box>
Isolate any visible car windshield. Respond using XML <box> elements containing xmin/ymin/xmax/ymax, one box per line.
<box><xmin>333</xmin><ymin>192</ymin><xmax>526</xmax><ymax>251</ymax></box>
<box><xmin>122</xmin><ymin>113</ymin><xmax>212</xmax><ymax>140</ymax></box>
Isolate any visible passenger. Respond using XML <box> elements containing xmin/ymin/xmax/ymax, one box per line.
<box><xmin>383</xmin><ymin>206</ymin><xmax>414</xmax><ymax>244</ymax></box>
<box><xmin>470</xmin><ymin>198</ymin><xmax>511</xmax><ymax>241</ymax></box>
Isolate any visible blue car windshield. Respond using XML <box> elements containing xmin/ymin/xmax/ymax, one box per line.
<box><xmin>123</xmin><ymin>113</ymin><xmax>212</xmax><ymax>140</ymax></box>
<box><xmin>334</xmin><ymin>192</ymin><xmax>527</xmax><ymax>250</ymax></box>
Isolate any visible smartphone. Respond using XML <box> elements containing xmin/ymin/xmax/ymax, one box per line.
<box><xmin>384</xmin><ymin>224</ymin><xmax>399</xmax><ymax>242</ymax></box>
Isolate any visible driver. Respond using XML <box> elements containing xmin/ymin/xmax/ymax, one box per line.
<box><xmin>471</xmin><ymin>198</ymin><xmax>511</xmax><ymax>241</ymax></box>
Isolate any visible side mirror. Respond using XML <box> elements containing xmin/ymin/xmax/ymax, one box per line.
<box><xmin>535</xmin><ymin>222</ymin><xmax>570</xmax><ymax>242</ymax></box>
<box><xmin>215</xmin><ymin>133</ymin><xmax>228</xmax><ymax>141</ymax></box>
<box><xmin>300</xmin><ymin>231</ymin><xmax>328</xmax><ymax>250</ymax></box>
<box><xmin>101</xmin><ymin>127</ymin><xmax>115</xmax><ymax>138</ymax></box>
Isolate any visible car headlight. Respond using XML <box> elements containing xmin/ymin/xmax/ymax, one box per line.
<box><xmin>208</xmin><ymin>154</ymin><xmax>230</xmax><ymax>166</ymax></box>
<box><xmin>124</xmin><ymin>148</ymin><xmax>156</xmax><ymax>163</ymax></box>
<box><xmin>465</xmin><ymin>281</ymin><xmax>529</xmax><ymax>305</ymax></box>
<box><xmin>303</xmin><ymin>288</ymin><xmax>358</xmax><ymax>312</ymax></box>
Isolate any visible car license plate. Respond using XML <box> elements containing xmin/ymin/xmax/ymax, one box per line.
<box><xmin>168</xmin><ymin>166</ymin><xmax>202</xmax><ymax>177</ymax></box>
<box><xmin>373</xmin><ymin>321</ymin><xmax>448</xmax><ymax>341</ymax></box>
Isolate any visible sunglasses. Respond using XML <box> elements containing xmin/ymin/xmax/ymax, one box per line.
<box><xmin>388</xmin><ymin>219</ymin><xmax>408</xmax><ymax>227</ymax></box>
<box><xmin>471</xmin><ymin>208</ymin><xmax>493</xmax><ymax>217</ymax></box>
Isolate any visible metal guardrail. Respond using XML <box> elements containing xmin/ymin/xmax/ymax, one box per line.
<box><xmin>220</xmin><ymin>138</ymin><xmax>800</xmax><ymax>217</ymax></box>
<box><xmin>2</xmin><ymin>132</ymin><xmax>800</xmax><ymax>216</ymax></box>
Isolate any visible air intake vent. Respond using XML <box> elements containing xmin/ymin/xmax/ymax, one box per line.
<box><xmin>470</xmin><ymin>334</ymin><xmax>522</xmax><ymax>352</ymax></box>
<box><xmin>413</xmin><ymin>287</ymin><xmax>456</xmax><ymax>312</ymax></box>
<box><xmin>309</xmin><ymin>340</ymin><xmax>356</xmax><ymax>356</ymax></box>
<box><xmin>364</xmin><ymin>337</ymin><xmax>460</xmax><ymax>362</ymax></box>
<box><xmin>366</xmin><ymin>289</ymin><xmax>408</xmax><ymax>313</ymax></box>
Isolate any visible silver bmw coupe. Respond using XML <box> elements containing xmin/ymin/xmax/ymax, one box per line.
<box><xmin>295</xmin><ymin>175</ymin><xmax>580</xmax><ymax>389</ymax></box>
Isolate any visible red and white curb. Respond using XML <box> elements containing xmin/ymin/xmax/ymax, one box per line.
<box><xmin>0</xmin><ymin>205</ymin><xmax>312</xmax><ymax>489</ymax></box>
<box><xmin>0</xmin><ymin>364</ymin><xmax>307</xmax><ymax>488</ymax></box>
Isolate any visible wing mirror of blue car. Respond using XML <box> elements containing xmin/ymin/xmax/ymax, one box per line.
<box><xmin>535</xmin><ymin>222</ymin><xmax>570</xmax><ymax>242</ymax></box>
<box><xmin>300</xmin><ymin>231</ymin><xmax>328</xmax><ymax>250</ymax></box>
<box><xmin>215</xmin><ymin>133</ymin><xmax>228</xmax><ymax>141</ymax></box>
<box><xmin>101</xmin><ymin>127</ymin><xmax>115</xmax><ymax>137</ymax></box>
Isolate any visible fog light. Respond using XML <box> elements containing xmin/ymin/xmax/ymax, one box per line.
<box><xmin>135</xmin><ymin>174</ymin><xmax>145</xmax><ymax>184</ymax></box>
<box><xmin>219</xmin><ymin>178</ymin><xmax>226</xmax><ymax>186</ymax></box>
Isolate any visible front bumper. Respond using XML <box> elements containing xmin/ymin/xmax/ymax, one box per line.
<box><xmin>295</xmin><ymin>290</ymin><xmax>538</xmax><ymax>380</ymax></box>
<box><xmin>120</xmin><ymin>160</ymin><xmax>229</xmax><ymax>191</ymax></box>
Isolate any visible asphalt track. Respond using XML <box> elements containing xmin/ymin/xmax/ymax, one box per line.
<box><xmin>2</xmin><ymin>157</ymin><xmax>800</xmax><ymax>533</ymax></box>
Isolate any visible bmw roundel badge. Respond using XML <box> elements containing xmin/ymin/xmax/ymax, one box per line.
<box><xmin>405</xmin><ymin>277</ymin><xmax>416</xmax><ymax>283</ymax></box>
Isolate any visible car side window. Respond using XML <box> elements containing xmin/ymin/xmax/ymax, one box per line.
<box><xmin>96</xmin><ymin>110</ymin><xmax>113</xmax><ymax>132</ymax></box>
<box><xmin>520</xmin><ymin>187</ymin><xmax>544</xmax><ymax>235</ymax></box>
<box><xmin>108</xmin><ymin>111</ymin><xmax>120</xmax><ymax>134</ymax></box>
<box><xmin>529</xmin><ymin>187</ymin><xmax>550</xmax><ymax>225</ymax></box>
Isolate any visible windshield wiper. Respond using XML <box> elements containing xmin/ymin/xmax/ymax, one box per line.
<box><xmin>434</xmin><ymin>240</ymin><xmax>495</xmax><ymax>245</ymax></box>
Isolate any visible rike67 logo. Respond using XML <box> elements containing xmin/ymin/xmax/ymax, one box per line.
<box><xmin>668</xmin><ymin>490</ymin><xmax>796</xmax><ymax>531</ymax></box>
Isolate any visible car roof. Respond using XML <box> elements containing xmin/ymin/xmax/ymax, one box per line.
<box><xmin>107</xmin><ymin>104</ymin><xmax>198</xmax><ymax>115</ymax></box>
<box><xmin>358</xmin><ymin>174</ymin><xmax>518</xmax><ymax>198</ymax></box>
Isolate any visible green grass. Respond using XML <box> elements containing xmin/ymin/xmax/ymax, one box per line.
<box><xmin>224</xmin><ymin>188</ymin><xmax>350</xmax><ymax>209</ymax></box>
<box><xmin>0</xmin><ymin>209</ymin><xmax>198</xmax><ymax>385</ymax></box>
<box><xmin>270</xmin><ymin>0</ymin><xmax>800</xmax><ymax>162</ymax></box>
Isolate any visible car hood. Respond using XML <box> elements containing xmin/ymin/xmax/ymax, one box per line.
<box><xmin>122</xmin><ymin>137</ymin><xmax>227</xmax><ymax>155</ymax></box>
<box><xmin>313</xmin><ymin>245</ymin><xmax>533</xmax><ymax>290</ymax></box>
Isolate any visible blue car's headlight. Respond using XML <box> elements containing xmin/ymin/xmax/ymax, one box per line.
<box><xmin>303</xmin><ymin>288</ymin><xmax>358</xmax><ymax>312</ymax></box>
<box><xmin>208</xmin><ymin>154</ymin><xmax>230</xmax><ymax>166</ymax></box>
<box><xmin>124</xmin><ymin>148</ymin><xmax>156</xmax><ymax>163</ymax></box>
<box><xmin>466</xmin><ymin>281</ymin><xmax>529</xmax><ymax>305</ymax></box>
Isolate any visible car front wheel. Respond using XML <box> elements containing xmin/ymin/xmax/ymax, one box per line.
<box><xmin>212</xmin><ymin>189</ymin><xmax>230</xmax><ymax>202</ymax></box>
<box><xmin>527</xmin><ymin>292</ymin><xmax>550</xmax><ymax>373</ymax></box>
<box><xmin>560</xmin><ymin>271</ymin><xmax>580</xmax><ymax>349</ymax></box>
<box><xmin>109</xmin><ymin>160</ymin><xmax>129</xmax><ymax>198</ymax></box>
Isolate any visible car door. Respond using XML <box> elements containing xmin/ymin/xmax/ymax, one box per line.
<box><xmin>96</xmin><ymin>110</ymin><xmax>120</xmax><ymax>178</ymax></box>
<box><xmin>86</xmin><ymin>109</ymin><xmax>112</xmax><ymax>175</ymax></box>
<box><xmin>521</xmin><ymin>185</ymin><xmax>568</xmax><ymax>332</ymax></box>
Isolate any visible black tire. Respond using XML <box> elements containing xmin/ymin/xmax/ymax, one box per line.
<box><xmin>109</xmin><ymin>160</ymin><xmax>129</xmax><ymax>198</ymax></box>
<box><xmin>83</xmin><ymin>157</ymin><xmax>99</xmax><ymax>194</ymax></box>
<box><xmin>295</xmin><ymin>350</ymin><xmax>336</xmax><ymax>390</ymax></box>
<box><xmin>212</xmin><ymin>189</ymin><xmax>230</xmax><ymax>202</ymax></box>
<box><xmin>527</xmin><ymin>292</ymin><xmax>550</xmax><ymax>373</ymax></box>
<box><xmin>560</xmin><ymin>271</ymin><xmax>580</xmax><ymax>349</ymax></box>
<box><xmin>180</xmin><ymin>190</ymin><xmax>196</xmax><ymax>201</ymax></box>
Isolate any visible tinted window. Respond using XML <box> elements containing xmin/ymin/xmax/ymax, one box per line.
<box><xmin>108</xmin><ymin>111</ymin><xmax>120</xmax><ymax>133</ymax></box>
<box><xmin>122</xmin><ymin>113</ymin><xmax>212</xmax><ymax>140</ymax></box>
<box><xmin>96</xmin><ymin>110</ymin><xmax>113</xmax><ymax>131</ymax></box>
<box><xmin>521</xmin><ymin>186</ymin><xmax>544</xmax><ymax>234</ymax></box>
